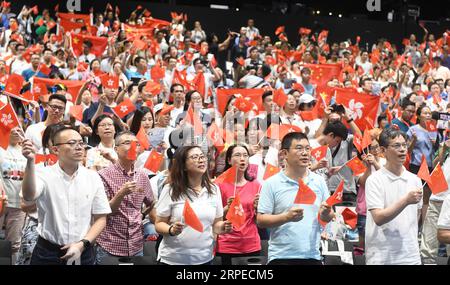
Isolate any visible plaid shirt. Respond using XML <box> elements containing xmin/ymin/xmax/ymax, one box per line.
<box><xmin>96</xmin><ymin>163</ymin><xmax>153</xmax><ymax>256</ymax></box>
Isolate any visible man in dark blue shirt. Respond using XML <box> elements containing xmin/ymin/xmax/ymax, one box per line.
<box><xmin>390</xmin><ymin>99</ymin><xmax>416</xmax><ymax>133</ymax></box>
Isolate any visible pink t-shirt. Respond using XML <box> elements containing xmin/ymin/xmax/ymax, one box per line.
<box><xmin>216</xmin><ymin>180</ymin><xmax>261</xmax><ymax>254</ymax></box>
<box><xmin>356</xmin><ymin>185</ymin><xmax>366</xmax><ymax>216</ymax></box>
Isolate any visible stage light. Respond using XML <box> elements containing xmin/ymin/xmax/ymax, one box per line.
<box><xmin>316</xmin><ymin>10</ymin><xmax>320</xmax><ymax>15</ymax></box>
<box><xmin>338</xmin><ymin>14</ymin><xmax>342</xmax><ymax>18</ymax></box>
<box><xmin>329</xmin><ymin>12</ymin><xmax>333</xmax><ymax>16</ymax></box>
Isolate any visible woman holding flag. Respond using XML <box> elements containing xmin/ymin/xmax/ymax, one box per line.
<box><xmin>155</xmin><ymin>146</ymin><xmax>232</xmax><ymax>265</ymax></box>
<box><xmin>216</xmin><ymin>144</ymin><xmax>262</xmax><ymax>265</ymax></box>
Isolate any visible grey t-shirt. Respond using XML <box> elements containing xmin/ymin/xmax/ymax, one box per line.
<box><xmin>328</xmin><ymin>135</ymin><xmax>357</xmax><ymax>194</ymax></box>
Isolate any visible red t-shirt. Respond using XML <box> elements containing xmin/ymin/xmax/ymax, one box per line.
<box><xmin>216</xmin><ymin>180</ymin><xmax>261</xmax><ymax>254</ymax></box>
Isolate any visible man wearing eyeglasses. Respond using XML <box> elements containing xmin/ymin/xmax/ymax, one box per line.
<box><xmin>25</xmin><ymin>94</ymin><xmax>66</xmax><ymax>150</ymax></box>
<box><xmin>365</xmin><ymin>128</ymin><xmax>423</xmax><ymax>265</ymax></box>
<box><xmin>21</xmin><ymin>126</ymin><xmax>111</xmax><ymax>265</ymax></box>
<box><xmin>95</xmin><ymin>131</ymin><xmax>154</xmax><ymax>264</ymax></box>
<box><xmin>257</xmin><ymin>132</ymin><xmax>334</xmax><ymax>265</ymax></box>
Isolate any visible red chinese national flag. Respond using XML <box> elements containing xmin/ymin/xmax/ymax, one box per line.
<box><xmin>0</xmin><ymin>103</ymin><xmax>19</xmax><ymax>149</ymax></box>
<box><xmin>69</xmin><ymin>105</ymin><xmax>83</xmax><ymax>121</ymax></box>
<box><xmin>335</xmin><ymin>88</ymin><xmax>380</xmax><ymax>131</ymax></box>
<box><xmin>428</xmin><ymin>163</ymin><xmax>449</xmax><ymax>195</ymax></box>
<box><xmin>361</xmin><ymin>128</ymin><xmax>372</xmax><ymax>151</ymax></box>
<box><xmin>263</xmin><ymin>164</ymin><xmax>280</xmax><ymax>180</ymax></box>
<box><xmin>191</xmin><ymin>72</ymin><xmax>206</xmax><ymax>98</ymax></box>
<box><xmin>273</xmin><ymin>88</ymin><xmax>288</xmax><ymax>107</ymax></box>
<box><xmin>216</xmin><ymin>89</ymin><xmax>264</xmax><ymax>115</ymax></box>
<box><xmin>5</xmin><ymin>74</ymin><xmax>24</xmax><ymax>96</ymax></box>
<box><xmin>126</xmin><ymin>141</ymin><xmax>138</xmax><ymax>160</ymax></box>
<box><xmin>172</xmin><ymin>69</ymin><xmax>190</xmax><ymax>89</ymax></box>
<box><xmin>150</xmin><ymin>63</ymin><xmax>165</xmax><ymax>81</ymax></box>
<box><xmin>144</xmin><ymin>80</ymin><xmax>161</xmax><ymax>95</ymax></box>
<box><xmin>226</xmin><ymin>193</ymin><xmax>246</xmax><ymax>229</ymax></box>
<box><xmin>137</xmin><ymin>127</ymin><xmax>150</xmax><ymax>150</ymax></box>
<box><xmin>70</xmin><ymin>33</ymin><xmax>108</xmax><ymax>57</ymax></box>
<box><xmin>215</xmin><ymin>165</ymin><xmax>238</xmax><ymax>185</ymax></box>
<box><xmin>133</xmin><ymin>39</ymin><xmax>147</xmax><ymax>50</ymax></box>
<box><xmin>275</xmin><ymin>26</ymin><xmax>285</xmax><ymax>35</ymax></box>
<box><xmin>39</xmin><ymin>64</ymin><xmax>51</xmax><ymax>76</ymax></box>
<box><xmin>266</xmin><ymin>124</ymin><xmax>302</xmax><ymax>141</ymax></box>
<box><xmin>326</xmin><ymin>180</ymin><xmax>344</xmax><ymax>207</ymax></box>
<box><xmin>341</xmin><ymin>208</ymin><xmax>357</xmax><ymax>229</ymax></box>
<box><xmin>311</xmin><ymin>145</ymin><xmax>328</xmax><ymax>162</ymax></box>
<box><xmin>294</xmin><ymin>179</ymin><xmax>317</xmax><ymax>205</ymax></box>
<box><xmin>292</xmin><ymin>83</ymin><xmax>305</xmax><ymax>93</ymax></box>
<box><xmin>346</xmin><ymin>156</ymin><xmax>367</xmax><ymax>176</ymax></box>
<box><xmin>305</xmin><ymin>63</ymin><xmax>341</xmax><ymax>88</ymax></box>
<box><xmin>113</xmin><ymin>99</ymin><xmax>136</xmax><ymax>118</ymax></box>
<box><xmin>417</xmin><ymin>155</ymin><xmax>431</xmax><ymax>184</ymax></box>
<box><xmin>183</xmin><ymin>200</ymin><xmax>204</xmax><ymax>232</ymax></box>
<box><xmin>144</xmin><ymin>149</ymin><xmax>164</xmax><ymax>173</ymax></box>
<box><xmin>100</xmin><ymin>75</ymin><xmax>119</xmax><ymax>89</ymax></box>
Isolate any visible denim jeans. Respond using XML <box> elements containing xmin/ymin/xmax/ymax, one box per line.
<box><xmin>95</xmin><ymin>245</ymin><xmax>143</xmax><ymax>265</ymax></box>
<box><xmin>30</xmin><ymin>237</ymin><xmax>95</xmax><ymax>265</ymax></box>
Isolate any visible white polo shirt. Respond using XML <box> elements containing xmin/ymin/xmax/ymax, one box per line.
<box><xmin>365</xmin><ymin>167</ymin><xmax>422</xmax><ymax>265</ymax></box>
<box><xmin>25</xmin><ymin>122</ymin><xmax>46</xmax><ymax>150</ymax></box>
<box><xmin>32</xmin><ymin>163</ymin><xmax>111</xmax><ymax>245</ymax></box>
<box><xmin>156</xmin><ymin>184</ymin><xmax>223</xmax><ymax>265</ymax></box>
<box><xmin>438</xmin><ymin>193</ymin><xmax>450</xmax><ymax>231</ymax></box>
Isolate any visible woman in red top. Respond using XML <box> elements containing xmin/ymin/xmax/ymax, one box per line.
<box><xmin>216</xmin><ymin>144</ymin><xmax>261</xmax><ymax>265</ymax></box>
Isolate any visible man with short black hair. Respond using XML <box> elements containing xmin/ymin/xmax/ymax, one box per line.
<box><xmin>365</xmin><ymin>128</ymin><xmax>422</xmax><ymax>265</ymax></box>
<box><xmin>21</xmin><ymin>127</ymin><xmax>111</xmax><ymax>265</ymax></box>
<box><xmin>78</xmin><ymin>40</ymin><xmax>96</xmax><ymax>64</ymax></box>
<box><xmin>257</xmin><ymin>132</ymin><xmax>334</xmax><ymax>265</ymax></box>
<box><xmin>390</xmin><ymin>99</ymin><xmax>416</xmax><ymax>133</ymax></box>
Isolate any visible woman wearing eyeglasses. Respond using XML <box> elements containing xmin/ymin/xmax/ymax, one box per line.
<box><xmin>216</xmin><ymin>144</ymin><xmax>262</xmax><ymax>265</ymax></box>
<box><xmin>86</xmin><ymin>115</ymin><xmax>118</xmax><ymax>171</ymax></box>
<box><xmin>155</xmin><ymin>146</ymin><xmax>232</xmax><ymax>265</ymax></box>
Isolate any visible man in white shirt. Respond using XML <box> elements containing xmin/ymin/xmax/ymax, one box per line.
<box><xmin>365</xmin><ymin>128</ymin><xmax>423</xmax><ymax>265</ymax></box>
<box><xmin>21</xmin><ymin>127</ymin><xmax>111</xmax><ymax>265</ymax></box>
<box><xmin>169</xmin><ymin>84</ymin><xmax>185</xmax><ymax>127</ymax></box>
<box><xmin>78</xmin><ymin>40</ymin><xmax>96</xmax><ymax>64</ymax></box>
<box><xmin>431</xmin><ymin>57</ymin><xmax>450</xmax><ymax>81</ymax></box>
<box><xmin>245</xmin><ymin>19</ymin><xmax>260</xmax><ymax>41</ymax></box>
<box><xmin>9</xmin><ymin>44</ymin><xmax>30</xmax><ymax>75</ymax></box>
<box><xmin>25</xmin><ymin>94</ymin><xmax>66</xmax><ymax>150</ymax></box>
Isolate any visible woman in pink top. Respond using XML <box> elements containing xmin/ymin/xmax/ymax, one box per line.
<box><xmin>216</xmin><ymin>144</ymin><xmax>261</xmax><ymax>265</ymax></box>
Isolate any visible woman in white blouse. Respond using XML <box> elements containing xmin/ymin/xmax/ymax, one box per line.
<box><xmin>86</xmin><ymin>115</ymin><xmax>118</xmax><ymax>171</ymax></box>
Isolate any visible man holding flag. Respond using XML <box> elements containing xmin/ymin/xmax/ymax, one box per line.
<box><xmin>257</xmin><ymin>132</ymin><xmax>334</xmax><ymax>265</ymax></box>
<box><xmin>365</xmin><ymin>127</ymin><xmax>423</xmax><ymax>265</ymax></box>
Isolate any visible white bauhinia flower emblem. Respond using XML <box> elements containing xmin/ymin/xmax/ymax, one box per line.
<box><xmin>348</xmin><ymin>99</ymin><xmax>364</xmax><ymax>120</ymax></box>
<box><xmin>336</xmin><ymin>191</ymin><xmax>343</xmax><ymax>201</ymax></box>
<box><xmin>1</xmin><ymin>113</ymin><xmax>13</xmax><ymax>126</ymax></box>
<box><xmin>314</xmin><ymin>150</ymin><xmax>322</xmax><ymax>159</ymax></box>
<box><xmin>107</xmin><ymin>79</ymin><xmax>114</xmax><ymax>87</ymax></box>
<box><xmin>34</xmin><ymin>86</ymin><xmax>41</xmax><ymax>93</ymax></box>
<box><xmin>234</xmin><ymin>204</ymin><xmax>244</xmax><ymax>216</ymax></box>
<box><xmin>120</xmin><ymin>106</ymin><xmax>128</xmax><ymax>113</ymax></box>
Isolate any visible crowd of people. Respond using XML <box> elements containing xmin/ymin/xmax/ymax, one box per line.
<box><xmin>0</xmin><ymin>2</ymin><xmax>449</xmax><ymax>265</ymax></box>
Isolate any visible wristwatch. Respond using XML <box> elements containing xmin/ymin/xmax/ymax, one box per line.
<box><xmin>80</xmin><ymin>239</ymin><xmax>91</xmax><ymax>249</ymax></box>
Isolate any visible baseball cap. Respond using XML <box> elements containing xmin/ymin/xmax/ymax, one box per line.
<box><xmin>298</xmin><ymin>94</ymin><xmax>317</xmax><ymax>104</ymax></box>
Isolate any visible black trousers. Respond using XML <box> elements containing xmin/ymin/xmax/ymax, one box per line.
<box><xmin>30</xmin><ymin>237</ymin><xmax>95</xmax><ymax>265</ymax></box>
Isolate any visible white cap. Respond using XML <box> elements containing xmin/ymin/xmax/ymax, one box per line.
<box><xmin>298</xmin><ymin>94</ymin><xmax>317</xmax><ymax>104</ymax></box>
<box><xmin>153</xmin><ymin>103</ymin><xmax>163</xmax><ymax>114</ymax></box>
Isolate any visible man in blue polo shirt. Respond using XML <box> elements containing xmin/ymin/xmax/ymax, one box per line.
<box><xmin>257</xmin><ymin>132</ymin><xmax>335</xmax><ymax>265</ymax></box>
<box><xmin>390</xmin><ymin>99</ymin><xmax>415</xmax><ymax>133</ymax></box>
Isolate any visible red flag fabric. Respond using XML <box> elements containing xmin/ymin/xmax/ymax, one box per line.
<box><xmin>417</xmin><ymin>155</ymin><xmax>431</xmax><ymax>184</ymax></box>
<box><xmin>234</xmin><ymin>97</ymin><xmax>254</xmax><ymax>113</ymax></box>
<box><xmin>292</xmin><ymin>83</ymin><xmax>305</xmax><ymax>93</ymax></box>
<box><xmin>311</xmin><ymin>145</ymin><xmax>328</xmax><ymax>162</ymax></box>
<box><xmin>58</xmin><ymin>13</ymin><xmax>90</xmax><ymax>33</ymax></box>
<box><xmin>305</xmin><ymin>63</ymin><xmax>342</xmax><ymax>89</ymax></box>
<box><xmin>191</xmin><ymin>72</ymin><xmax>206</xmax><ymax>98</ymax></box>
<box><xmin>429</xmin><ymin>163</ymin><xmax>449</xmax><ymax>195</ymax></box>
<box><xmin>35</xmin><ymin>154</ymin><xmax>58</xmax><ymax>165</ymax></box>
<box><xmin>0</xmin><ymin>103</ymin><xmax>20</xmax><ymax>149</ymax></box>
<box><xmin>335</xmin><ymin>88</ymin><xmax>380</xmax><ymax>131</ymax></box>
<box><xmin>70</xmin><ymin>33</ymin><xmax>108</xmax><ymax>57</ymax></box>
<box><xmin>137</xmin><ymin>127</ymin><xmax>150</xmax><ymax>150</ymax></box>
<box><xmin>185</xmin><ymin>106</ymin><xmax>203</xmax><ymax>136</ymax></box>
<box><xmin>207</xmin><ymin>122</ymin><xmax>225</xmax><ymax>153</ymax></box>
<box><xmin>31</xmin><ymin>5</ymin><xmax>39</xmax><ymax>15</ymax></box>
<box><xmin>263</xmin><ymin>164</ymin><xmax>280</xmax><ymax>180</ymax></box>
<box><xmin>275</xmin><ymin>26</ymin><xmax>285</xmax><ymax>36</ymax></box>
<box><xmin>326</xmin><ymin>180</ymin><xmax>344</xmax><ymax>207</ymax></box>
<box><xmin>226</xmin><ymin>193</ymin><xmax>246</xmax><ymax>229</ymax></box>
<box><xmin>266</xmin><ymin>124</ymin><xmax>302</xmax><ymax>141</ymax></box>
<box><xmin>144</xmin><ymin>80</ymin><xmax>161</xmax><ymax>95</ymax></box>
<box><xmin>273</xmin><ymin>88</ymin><xmax>288</xmax><ymax>107</ymax></box>
<box><xmin>150</xmin><ymin>63</ymin><xmax>166</xmax><ymax>81</ymax></box>
<box><xmin>5</xmin><ymin>74</ymin><xmax>24</xmax><ymax>96</ymax></box>
<box><xmin>294</xmin><ymin>179</ymin><xmax>317</xmax><ymax>204</ymax></box>
<box><xmin>236</xmin><ymin>57</ymin><xmax>245</xmax><ymax>66</ymax></box>
<box><xmin>69</xmin><ymin>105</ymin><xmax>83</xmax><ymax>121</ymax></box>
<box><xmin>183</xmin><ymin>200</ymin><xmax>204</xmax><ymax>232</ymax></box>
<box><xmin>265</xmin><ymin>55</ymin><xmax>277</xmax><ymax>66</ymax></box>
<box><xmin>353</xmin><ymin>133</ymin><xmax>363</xmax><ymax>154</ymax></box>
<box><xmin>215</xmin><ymin>165</ymin><xmax>237</xmax><ymax>185</ymax></box>
<box><xmin>426</xmin><ymin>121</ymin><xmax>437</xmax><ymax>133</ymax></box>
<box><xmin>172</xmin><ymin>69</ymin><xmax>190</xmax><ymax>89</ymax></box>
<box><xmin>100</xmin><ymin>75</ymin><xmax>119</xmax><ymax>89</ymax></box>
<box><xmin>216</xmin><ymin>89</ymin><xmax>264</xmax><ymax>115</ymax></box>
<box><xmin>126</xmin><ymin>141</ymin><xmax>138</xmax><ymax>160</ymax></box>
<box><xmin>341</xmin><ymin>208</ymin><xmax>357</xmax><ymax>229</ymax></box>
<box><xmin>33</xmin><ymin>78</ymin><xmax>84</xmax><ymax>103</ymax></box>
<box><xmin>298</xmin><ymin>27</ymin><xmax>311</xmax><ymax>35</ymax></box>
<box><xmin>133</xmin><ymin>39</ymin><xmax>147</xmax><ymax>50</ymax></box>
<box><xmin>346</xmin><ymin>156</ymin><xmax>367</xmax><ymax>176</ymax></box>
<box><xmin>113</xmin><ymin>99</ymin><xmax>136</xmax><ymax>118</ymax></box>
<box><xmin>144</xmin><ymin>149</ymin><xmax>164</xmax><ymax>173</ymax></box>
<box><xmin>39</xmin><ymin>64</ymin><xmax>51</xmax><ymax>76</ymax></box>
<box><xmin>160</xmin><ymin>104</ymin><xmax>174</xmax><ymax>116</ymax></box>
<box><xmin>361</xmin><ymin>128</ymin><xmax>372</xmax><ymax>151</ymax></box>
<box><xmin>0</xmin><ymin>188</ymin><xmax>5</xmax><ymax>216</ymax></box>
